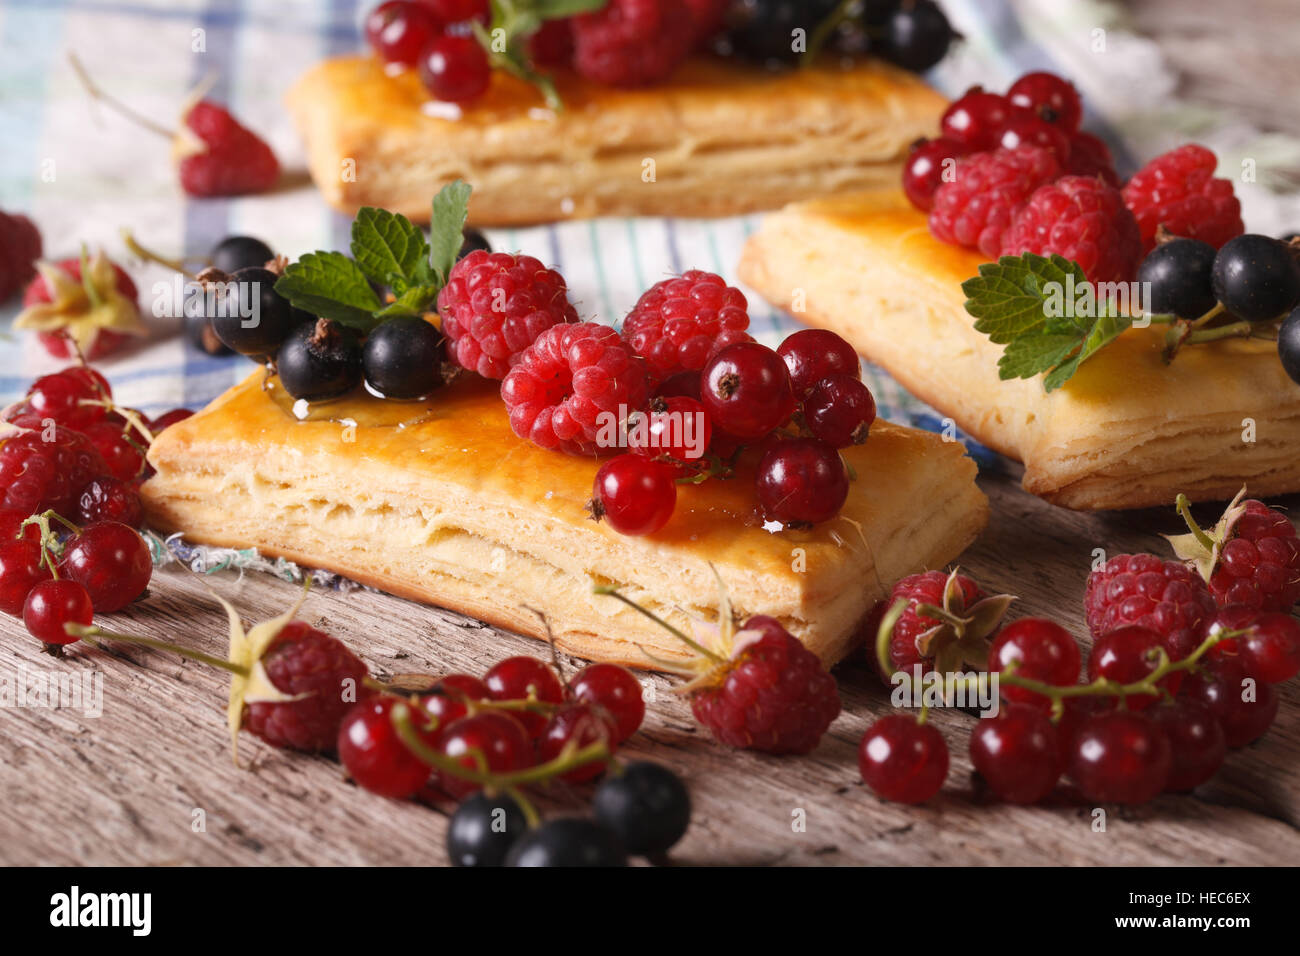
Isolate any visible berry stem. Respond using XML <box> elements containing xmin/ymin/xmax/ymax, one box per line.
<box><xmin>20</xmin><ymin>511</ymin><xmax>79</xmax><ymax>579</ymax></box>
<box><xmin>78</xmin><ymin>244</ymin><xmax>103</xmax><ymax>310</ymax></box>
<box><xmin>593</xmin><ymin>585</ymin><xmax>725</xmax><ymax>663</ymax></box>
<box><xmin>69</xmin><ymin>53</ymin><xmax>177</xmax><ymax>140</ymax></box>
<box><xmin>1175</xmin><ymin>493</ymin><xmax>1217</xmax><ymax>552</ymax></box>
<box><xmin>802</xmin><ymin>0</ymin><xmax>858</xmax><ymax>66</ymax></box>
<box><xmin>69</xmin><ymin>623</ymin><xmax>250</xmax><ymax>676</ymax></box>
<box><xmin>1184</xmin><ymin>320</ymin><xmax>1255</xmax><ymax>346</ymax></box>
<box><xmin>121</xmin><ymin>229</ymin><xmax>193</xmax><ymax>278</ymax></box>
<box><xmin>77</xmin><ymin>398</ymin><xmax>155</xmax><ymax>445</ymax></box>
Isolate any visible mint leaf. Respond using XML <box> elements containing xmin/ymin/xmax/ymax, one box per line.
<box><xmin>474</xmin><ymin>0</ymin><xmax>606</xmax><ymax>109</ymax></box>
<box><xmin>428</xmin><ymin>180</ymin><xmax>472</xmax><ymax>285</ymax></box>
<box><xmin>274</xmin><ymin>252</ymin><xmax>383</xmax><ymax>330</ymax></box>
<box><xmin>376</xmin><ymin>284</ymin><xmax>440</xmax><ymax>318</ymax></box>
<box><xmin>351</xmin><ymin>207</ymin><xmax>431</xmax><ymax>290</ymax></box>
<box><xmin>1042</xmin><ymin>311</ymin><xmax>1133</xmax><ymax>392</ymax></box>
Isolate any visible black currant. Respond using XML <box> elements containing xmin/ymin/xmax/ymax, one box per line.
<box><xmin>881</xmin><ymin>0</ymin><xmax>956</xmax><ymax>72</ymax></box>
<box><xmin>1279</xmin><ymin>306</ymin><xmax>1300</xmax><ymax>385</ymax></box>
<box><xmin>210</xmin><ymin>235</ymin><xmax>275</xmax><ymax>274</ymax></box>
<box><xmin>185</xmin><ymin>310</ymin><xmax>234</xmax><ymax>356</ymax></box>
<box><xmin>209</xmin><ymin>267</ymin><xmax>303</xmax><ymax>358</ymax></box>
<box><xmin>592</xmin><ymin>762</ymin><xmax>691</xmax><ymax>856</ymax></box>
<box><xmin>363</xmin><ymin>316</ymin><xmax>445</xmax><ymax>399</ymax></box>
<box><xmin>276</xmin><ymin>318</ymin><xmax>363</xmax><ymax>401</ymax></box>
<box><xmin>1137</xmin><ymin>238</ymin><xmax>1217</xmax><ymax>319</ymax></box>
<box><xmin>504</xmin><ymin>818</ymin><xmax>627</xmax><ymax>867</ymax></box>
<box><xmin>446</xmin><ymin>792</ymin><xmax>529</xmax><ymax>867</ymax></box>
<box><xmin>458</xmin><ymin>228</ymin><xmax>492</xmax><ymax>260</ymax></box>
<box><xmin>726</xmin><ymin>0</ymin><xmax>840</xmax><ymax>65</ymax></box>
<box><xmin>1211</xmin><ymin>234</ymin><xmax>1300</xmax><ymax>322</ymax></box>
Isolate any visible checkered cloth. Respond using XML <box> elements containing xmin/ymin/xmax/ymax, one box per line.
<box><xmin>1</xmin><ymin>0</ymin><xmax>1294</xmax><ymax>448</ymax></box>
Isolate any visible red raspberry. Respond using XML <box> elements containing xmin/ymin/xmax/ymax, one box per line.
<box><xmin>436</xmin><ymin>250</ymin><xmax>578</xmax><ymax>380</ymax></box>
<box><xmin>690</xmin><ymin>615</ymin><xmax>840</xmax><ymax>755</ymax></box>
<box><xmin>501</xmin><ymin>322</ymin><xmax>650</xmax><ymax>455</ymax></box>
<box><xmin>241</xmin><ymin>621</ymin><xmax>371</xmax><ymax>752</ymax></box>
<box><xmin>871</xmin><ymin>569</ymin><xmax>1011</xmax><ymax>676</ymax></box>
<box><xmin>0</xmin><ymin>427</ymin><xmax>109</xmax><ymax>517</ymax></box>
<box><xmin>928</xmin><ymin>145</ymin><xmax>1062</xmax><ymax>258</ymax></box>
<box><xmin>0</xmin><ymin>211</ymin><xmax>41</xmax><ymax>301</ymax></box>
<box><xmin>571</xmin><ymin>0</ymin><xmax>694</xmax><ymax>87</ymax></box>
<box><xmin>1066</xmin><ymin>131</ymin><xmax>1120</xmax><ymax>187</ymax></box>
<box><xmin>22</xmin><ymin>257</ymin><xmax>140</xmax><ymax>361</ymax></box>
<box><xmin>178</xmin><ymin>101</ymin><xmax>280</xmax><ymax>198</ymax></box>
<box><xmin>683</xmin><ymin>0</ymin><xmax>728</xmax><ymax>44</ymax></box>
<box><xmin>1207</xmin><ymin>500</ymin><xmax>1300</xmax><ymax>612</ymax></box>
<box><xmin>1084</xmin><ymin>554</ymin><xmax>1216</xmax><ymax>661</ymax></box>
<box><xmin>1122</xmin><ymin>143</ymin><xmax>1244</xmax><ymax>253</ymax></box>
<box><xmin>528</xmin><ymin>17</ymin><xmax>574</xmax><ymax>66</ymax></box>
<box><xmin>1000</xmin><ymin>175</ymin><xmax>1142</xmax><ymax>284</ymax></box>
<box><xmin>622</xmin><ymin>270</ymin><xmax>751</xmax><ymax>383</ymax></box>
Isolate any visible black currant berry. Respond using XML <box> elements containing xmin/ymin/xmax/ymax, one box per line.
<box><xmin>209</xmin><ymin>267</ymin><xmax>303</xmax><ymax>358</ymax></box>
<box><xmin>363</xmin><ymin>316</ymin><xmax>445</xmax><ymax>399</ymax></box>
<box><xmin>276</xmin><ymin>318</ymin><xmax>363</xmax><ymax>401</ymax></box>
<box><xmin>726</xmin><ymin>0</ymin><xmax>840</xmax><ymax>65</ymax></box>
<box><xmin>1137</xmin><ymin>238</ymin><xmax>1217</xmax><ymax>319</ymax></box>
<box><xmin>504</xmin><ymin>818</ymin><xmax>627</xmax><ymax>867</ymax></box>
<box><xmin>446</xmin><ymin>792</ymin><xmax>529</xmax><ymax>867</ymax></box>
<box><xmin>1279</xmin><ymin>307</ymin><xmax>1300</xmax><ymax>385</ymax></box>
<box><xmin>1211</xmin><ymin>234</ymin><xmax>1300</xmax><ymax>322</ymax></box>
<box><xmin>457</xmin><ymin>228</ymin><xmax>492</xmax><ymax>260</ymax></box>
<box><xmin>592</xmin><ymin>762</ymin><xmax>691</xmax><ymax>857</ymax></box>
<box><xmin>881</xmin><ymin>0</ymin><xmax>956</xmax><ymax>72</ymax></box>
<box><xmin>210</xmin><ymin>235</ymin><xmax>275</xmax><ymax>274</ymax></box>
<box><xmin>184</xmin><ymin>310</ymin><xmax>235</xmax><ymax>356</ymax></box>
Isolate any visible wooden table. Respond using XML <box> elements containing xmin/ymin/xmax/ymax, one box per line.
<box><xmin>5</xmin><ymin>0</ymin><xmax>1300</xmax><ymax>867</ymax></box>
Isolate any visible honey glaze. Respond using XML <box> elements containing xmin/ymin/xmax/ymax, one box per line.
<box><xmin>264</xmin><ymin>376</ymin><xmax>439</xmax><ymax>428</ymax></box>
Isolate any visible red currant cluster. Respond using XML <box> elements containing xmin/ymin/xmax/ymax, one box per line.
<box><xmin>0</xmin><ymin>364</ymin><xmax>188</xmax><ymax>651</ymax></box>
<box><xmin>860</xmin><ymin>493</ymin><xmax>1300</xmax><ymax>807</ymax></box>
<box><xmin>905</xmin><ymin>71</ymin><xmax>1245</xmax><ymax>286</ymax></box>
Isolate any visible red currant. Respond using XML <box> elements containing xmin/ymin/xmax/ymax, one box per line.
<box><xmin>365</xmin><ymin>1</ymin><xmax>444</xmax><ymax>67</ymax></box>
<box><xmin>1069</xmin><ymin>710</ymin><xmax>1171</xmax><ymax>804</ymax></box>
<box><xmin>1182</xmin><ymin>656</ymin><xmax>1278</xmax><ymax>748</ymax></box>
<box><xmin>902</xmin><ymin>137</ymin><xmax>967</xmax><ymax>212</ymax></box>
<box><xmin>776</xmin><ymin>329</ymin><xmax>860</xmax><ymax>396</ymax></box>
<box><xmin>76</xmin><ymin>476</ymin><xmax>144</xmax><ymax>528</ymax></box>
<box><xmin>150</xmin><ymin>408</ymin><xmax>193</xmax><ymax>432</ymax></box>
<box><xmin>1085</xmin><ymin>625</ymin><xmax>1178</xmax><ymax>708</ymax></box>
<box><xmin>419</xmin><ymin>0</ymin><xmax>488</xmax><ymax>22</ymax></box>
<box><xmin>419</xmin><ymin>34</ymin><xmax>491</xmax><ymax>103</ymax></box>
<box><xmin>483</xmin><ymin>656</ymin><xmax>565</xmax><ymax>737</ymax></box>
<box><xmin>338</xmin><ymin>695</ymin><xmax>440</xmax><ymax>799</ymax></box>
<box><xmin>802</xmin><ymin>375</ymin><xmax>876</xmax><ymax>448</ymax></box>
<box><xmin>1204</xmin><ymin>603</ymin><xmax>1257</xmax><ymax>661</ymax></box>
<box><xmin>755</xmin><ymin>437</ymin><xmax>849</xmax><ymax>525</ymax></box>
<box><xmin>22</xmin><ymin>578</ymin><xmax>93</xmax><ymax>646</ymax></box>
<box><xmin>628</xmin><ymin>396</ymin><xmax>712</xmax><ymax>467</ymax></box>
<box><xmin>988</xmin><ymin>618</ymin><xmax>1080</xmax><ymax>708</ymax></box>
<box><xmin>1148</xmin><ymin>699</ymin><xmax>1226</xmax><ymax>792</ymax></box>
<box><xmin>420</xmin><ymin>673</ymin><xmax>489</xmax><ymax>727</ymax></box>
<box><xmin>82</xmin><ymin>422</ymin><xmax>147</xmax><ymax>481</ymax></box>
<box><xmin>997</xmin><ymin>116</ymin><xmax>1071</xmax><ymax>164</ymax></box>
<box><xmin>435</xmin><ymin>711</ymin><xmax>532</xmax><ymax>799</ymax></box>
<box><xmin>1007</xmin><ymin>71</ymin><xmax>1083</xmax><ymax>131</ymax></box>
<box><xmin>700</xmin><ymin>342</ymin><xmax>796</xmax><ymax>440</ymax></box>
<box><xmin>654</xmin><ymin>371</ymin><xmax>702</xmax><ymax>401</ymax></box>
<box><xmin>538</xmin><ymin>703</ymin><xmax>618</xmax><ymax>782</ymax></box>
<box><xmin>1239</xmin><ymin>612</ymin><xmax>1300</xmax><ymax>683</ymax></box>
<box><xmin>568</xmin><ymin>662</ymin><xmax>645</xmax><ymax>742</ymax></box>
<box><xmin>591</xmin><ymin>454</ymin><xmax>677</xmax><ymax>536</ymax></box>
<box><xmin>25</xmin><ymin>369</ymin><xmax>109</xmax><ymax>430</ymax></box>
<box><xmin>858</xmin><ymin>714</ymin><xmax>948</xmax><ymax>804</ymax></box>
<box><xmin>939</xmin><ymin>88</ymin><xmax>1019</xmax><ymax>150</ymax></box>
<box><xmin>969</xmin><ymin>704</ymin><xmax>1060</xmax><ymax>804</ymax></box>
<box><xmin>1053</xmin><ymin>695</ymin><xmax>1115</xmax><ymax>770</ymax></box>
<box><xmin>60</xmin><ymin>521</ymin><xmax>152</xmax><ymax>613</ymax></box>
<box><xmin>0</xmin><ymin>539</ymin><xmax>51</xmax><ymax>616</ymax></box>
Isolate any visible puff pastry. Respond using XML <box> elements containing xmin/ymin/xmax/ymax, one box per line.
<box><xmin>140</xmin><ymin>373</ymin><xmax>986</xmax><ymax>669</ymax></box>
<box><xmin>285</xmin><ymin>55</ymin><xmax>946</xmax><ymax>225</ymax></box>
<box><xmin>738</xmin><ymin>189</ymin><xmax>1300</xmax><ymax>510</ymax></box>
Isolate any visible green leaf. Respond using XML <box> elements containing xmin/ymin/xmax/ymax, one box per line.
<box><xmin>274</xmin><ymin>252</ymin><xmax>384</xmax><ymax>330</ymax></box>
<box><xmin>428</xmin><ymin>180</ymin><xmax>473</xmax><ymax>285</ymax></box>
<box><xmin>1043</xmin><ymin>311</ymin><xmax>1133</xmax><ymax>392</ymax></box>
<box><xmin>350</xmin><ymin>207</ymin><xmax>431</xmax><ymax>290</ymax></box>
<box><xmin>997</xmin><ymin>333</ymin><xmax>1082</xmax><ymax>381</ymax></box>
<box><xmin>376</xmin><ymin>284</ymin><xmax>439</xmax><ymax>318</ymax></box>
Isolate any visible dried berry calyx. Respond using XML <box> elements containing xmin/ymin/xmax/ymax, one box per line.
<box><xmin>886</xmin><ymin>568</ymin><xmax>1015</xmax><ymax>676</ymax></box>
<box><xmin>14</xmin><ymin>249</ymin><xmax>146</xmax><ymax>352</ymax></box>
<box><xmin>1164</xmin><ymin>486</ymin><xmax>1249</xmax><ymax>581</ymax></box>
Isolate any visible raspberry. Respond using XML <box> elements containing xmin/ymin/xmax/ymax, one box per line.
<box><xmin>20</xmin><ymin>256</ymin><xmax>141</xmax><ymax>361</ymax></box>
<box><xmin>1000</xmin><ymin>175</ymin><xmax>1142</xmax><ymax>284</ymax></box>
<box><xmin>1084</xmin><ymin>554</ymin><xmax>1217</xmax><ymax>661</ymax></box>
<box><xmin>878</xmin><ymin>570</ymin><xmax>982</xmax><ymax>673</ymax></box>
<box><xmin>0</xmin><ymin>427</ymin><xmax>109</xmax><ymax>518</ymax></box>
<box><xmin>436</xmin><ymin>250</ymin><xmax>578</xmax><ymax>380</ymax></box>
<box><xmin>683</xmin><ymin>0</ymin><xmax>728</xmax><ymax>44</ymax></box>
<box><xmin>178</xmin><ymin>100</ymin><xmax>280</xmax><ymax>198</ymax></box>
<box><xmin>571</xmin><ymin>0</ymin><xmax>694</xmax><ymax>87</ymax></box>
<box><xmin>1207</xmin><ymin>500</ymin><xmax>1300</xmax><ymax>612</ymax></box>
<box><xmin>928</xmin><ymin>145</ymin><xmax>1062</xmax><ymax>258</ymax></box>
<box><xmin>690</xmin><ymin>616</ymin><xmax>841</xmax><ymax>755</ymax></box>
<box><xmin>622</xmin><ymin>270</ymin><xmax>751</xmax><ymax>383</ymax></box>
<box><xmin>0</xmin><ymin>210</ymin><xmax>41</xmax><ymax>301</ymax></box>
<box><xmin>501</xmin><ymin>322</ymin><xmax>650</xmax><ymax>455</ymax></box>
<box><xmin>1122</xmin><ymin>144</ymin><xmax>1244</xmax><ymax>254</ymax></box>
<box><xmin>1066</xmin><ymin>131</ymin><xmax>1120</xmax><ymax>186</ymax></box>
<box><xmin>871</xmin><ymin>569</ymin><xmax>1012</xmax><ymax>676</ymax></box>
<box><xmin>241</xmin><ymin>621</ymin><xmax>371</xmax><ymax>752</ymax></box>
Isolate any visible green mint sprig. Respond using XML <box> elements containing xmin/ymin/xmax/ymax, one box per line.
<box><xmin>274</xmin><ymin>180</ymin><xmax>472</xmax><ymax>332</ymax></box>
<box><xmin>471</xmin><ymin>0</ymin><xmax>608</xmax><ymax>111</ymax></box>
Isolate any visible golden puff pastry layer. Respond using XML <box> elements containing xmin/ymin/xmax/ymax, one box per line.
<box><xmin>141</xmin><ymin>373</ymin><xmax>986</xmax><ymax>669</ymax></box>
<box><xmin>738</xmin><ymin>189</ymin><xmax>1300</xmax><ymax>511</ymax></box>
<box><xmin>285</xmin><ymin>55</ymin><xmax>947</xmax><ymax>225</ymax></box>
